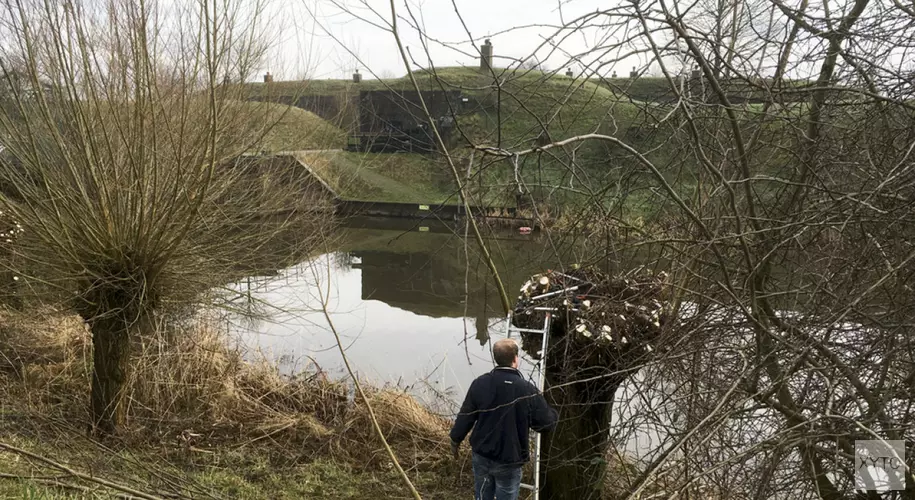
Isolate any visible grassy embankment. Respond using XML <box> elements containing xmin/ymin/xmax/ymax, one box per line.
<box><xmin>0</xmin><ymin>306</ymin><xmax>656</xmax><ymax>499</ymax></box>
<box><xmin>241</xmin><ymin>68</ymin><xmax>664</xmax><ymax>214</ymax></box>
<box><xmin>242</xmin><ymin>68</ymin><xmax>814</xmax><ymax>228</ymax></box>
<box><xmin>0</xmin><ymin>308</ymin><xmax>470</xmax><ymax>499</ymax></box>
<box><xmin>232</xmin><ymin>101</ymin><xmax>348</xmax><ymax>152</ymax></box>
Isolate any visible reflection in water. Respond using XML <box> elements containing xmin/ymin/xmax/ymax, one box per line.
<box><xmin>234</xmin><ymin>219</ymin><xmax>658</xmax><ymax>455</ymax></box>
<box><xmin>354</xmin><ymin>249</ymin><xmax>493</xmax><ymax>345</ymax></box>
<box><xmin>235</xmin><ymin>252</ymin><xmax>501</xmax><ymax>408</ymax></box>
<box><xmin>234</xmin><ymin>221</ymin><xmax>562</xmax><ymax>405</ymax></box>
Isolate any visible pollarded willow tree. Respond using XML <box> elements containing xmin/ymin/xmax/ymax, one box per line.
<box><xmin>331</xmin><ymin>0</ymin><xmax>915</xmax><ymax>497</ymax></box>
<box><xmin>0</xmin><ymin>0</ymin><xmax>329</xmax><ymax>435</ymax></box>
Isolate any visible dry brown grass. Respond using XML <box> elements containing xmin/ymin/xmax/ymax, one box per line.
<box><xmin>0</xmin><ymin>306</ymin><xmax>451</xmax><ymax>473</ymax></box>
<box><xmin>337</xmin><ymin>389</ymin><xmax>452</xmax><ymax>470</ymax></box>
<box><xmin>0</xmin><ymin>307</ymin><xmax>679</xmax><ymax>499</ymax></box>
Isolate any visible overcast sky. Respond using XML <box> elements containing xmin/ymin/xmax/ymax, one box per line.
<box><xmin>265</xmin><ymin>0</ymin><xmax>632</xmax><ymax>81</ymax></box>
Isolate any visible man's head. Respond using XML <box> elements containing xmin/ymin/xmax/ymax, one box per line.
<box><xmin>493</xmin><ymin>339</ymin><xmax>520</xmax><ymax>368</ymax></box>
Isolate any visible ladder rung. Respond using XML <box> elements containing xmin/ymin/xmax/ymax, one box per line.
<box><xmin>519</xmin><ymin>483</ymin><xmax>535</xmax><ymax>491</ymax></box>
<box><xmin>507</xmin><ymin>327</ymin><xmax>550</xmax><ymax>334</ymax></box>
<box><xmin>532</xmin><ymin>306</ymin><xmax>580</xmax><ymax>312</ymax></box>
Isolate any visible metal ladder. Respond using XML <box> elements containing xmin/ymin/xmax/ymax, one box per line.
<box><xmin>505</xmin><ymin>309</ymin><xmax>553</xmax><ymax>500</ymax></box>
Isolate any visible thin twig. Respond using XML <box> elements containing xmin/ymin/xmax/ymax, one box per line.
<box><xmin>313</xmin><ymin>258</ymin><xmax>423</xmax><ymax>500</ymax></box>
<box><xmin>387</xmin><ymin>0</ymin><xmax>512</xmax><ymax>316</ymax></box>
<box><xmin>0</xmin><ymin>441</ymin><xmax>165</xmax><ymax>500</ymax></box>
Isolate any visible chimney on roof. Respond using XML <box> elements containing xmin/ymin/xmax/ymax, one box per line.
<box><xmin>263</xmin><ymin>72</ymin><xmax>273</xmax><ymax>83</ymax></box>
<box><xmin>352</xmin><ymin>69</ymin><xmax>362</xmax><ymax>83</ymax></box>
<box><xmin>480</xmin><ymin>39</ymin><xmax>493</xmax><ymax>71</ymax></box>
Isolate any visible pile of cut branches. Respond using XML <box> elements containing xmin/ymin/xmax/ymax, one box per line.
<box><xmin>512</xmin><ymin>266</ymin><xmax>671</xmax><ymax>368</ymax></box>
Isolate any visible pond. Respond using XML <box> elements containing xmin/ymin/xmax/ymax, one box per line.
<box><xmin>232</xmin><ymin>216</ymin><xmax>658</xmax><ymax>455</ymax></box>
<box><xmin>233</xmin><ymin>217</ymin><xmax>584</xmax><ymax>400</ymax></box>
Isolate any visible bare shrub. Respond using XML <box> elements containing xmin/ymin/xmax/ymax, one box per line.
<box><xmin>0</xmin><ymin>0</ymin><xmax>330</xmax><ymax>435</ymax></box>
<box><xmin>329</xmin><ymin>0</ymin><xmax>915</xmax><ymax>496</ymax></box>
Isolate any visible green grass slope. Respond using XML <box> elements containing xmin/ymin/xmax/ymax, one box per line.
<box><xmin>241</xmin><ymin>68</ymin><xmax>671</xmax><ymax>209</ymax></box>
<box><xmin>296</xmin><ymin>150</ymin><xmax>459</xmax><ymax>204</ymax></box>
<box><xmin>228</xmin><ymin>101</ymin><xmax>347</xmax><ymax>152</ymax></box>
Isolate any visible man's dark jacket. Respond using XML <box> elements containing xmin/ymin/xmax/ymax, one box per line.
<box><xmin>449</xmin><ymin>367</ymin><xmax>558</xmax><ymax>465</ymax></box>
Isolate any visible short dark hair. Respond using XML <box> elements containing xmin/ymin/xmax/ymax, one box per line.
<box><xmin>493</xmin><ymin>339</ymin><xmax>519</xmax><ymax>367</ymax></box>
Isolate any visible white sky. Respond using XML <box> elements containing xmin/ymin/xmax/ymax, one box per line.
<box><xmin>263</xmin><ymin>0</ymin><xmax>634</xmax><ymax>81</ymax></box>
<box><xmin>255</xmin><ymin>0</ymin><xmax>915</xmax><ymax>86</ymax></box>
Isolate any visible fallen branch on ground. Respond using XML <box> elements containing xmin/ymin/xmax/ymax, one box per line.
<box><xmin>0</xmin><ymin>441</ymin><xmax>166</xmax><ymax>500</ymax></box>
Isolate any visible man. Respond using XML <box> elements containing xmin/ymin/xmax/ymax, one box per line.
<box><xmin>450</xmin><ymin>338</ymin><xmax>559</xmax><ymax>500</ymax></box>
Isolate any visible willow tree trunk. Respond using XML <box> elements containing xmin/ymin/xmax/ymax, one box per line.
<box><xmin>513</xmin><ymin>269</ymin><xmax>670</xmax><ymax>499</ymax></box>
<box><xmin>89</xmin><ymin>317</ymin><xmax>132</xmax><ymax>435</ymax></box>
<box><xmin>539</xmin><ymin>365</ymin><xmax>625</xmax><ymax>500</ymax></box>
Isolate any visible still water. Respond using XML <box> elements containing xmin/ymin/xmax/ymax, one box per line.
<box><xmin>233</xmin><ymin>217</ymin><xmax>582</xmax><ymax>408</ymax></box>
<box><xmin>232</xmin><ymin>217</ymin><xmax>664</xmax><ymax>456</ymax></box>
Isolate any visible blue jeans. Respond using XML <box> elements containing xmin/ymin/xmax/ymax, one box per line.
<box><xmin>472</xmin><ymin>453</ymin><xmax>522</xmax><ymax>500</ymax></box>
